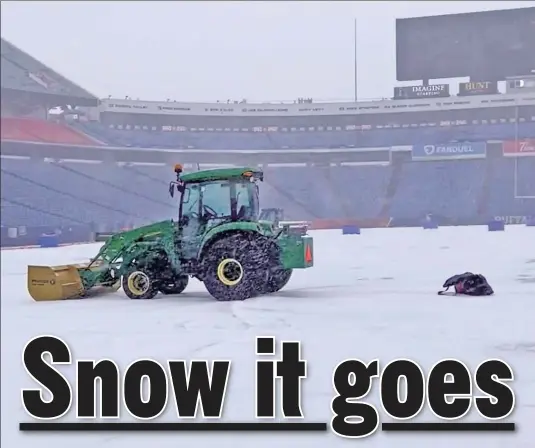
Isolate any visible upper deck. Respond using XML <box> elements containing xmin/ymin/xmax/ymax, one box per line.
<box><xmin>99</xmin><ymin>91</ymin><xmax>535</xmax><ymax>118</ymax></box>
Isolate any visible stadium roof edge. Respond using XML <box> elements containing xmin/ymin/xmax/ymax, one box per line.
<box><xmin>396</xmin><ymin>5</ymin><xmax>535</xmax><ymax>21</ymax></box>
<box><xmin>1</xmin><ymin>37</ymin><xmax>99</xmax><ymax>104</ymax></box>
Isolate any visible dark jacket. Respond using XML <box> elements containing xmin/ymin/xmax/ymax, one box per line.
<box><xmin>440</xmin><ymin>272</ymin><xmax>494</xmax><ymax>296</ymax></box>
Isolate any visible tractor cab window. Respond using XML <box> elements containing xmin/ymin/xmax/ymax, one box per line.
<box><xmin>235</xmin><ymin>181</ymin><xmax>259</xmax><ymax>221</ymax></box>
<box><xmin>181</xmin><ymin>179</ymin><xmax>260</xmax><ymax>227</ymax></box>
<box><xmin>200</xmin><ymin>182</ymin><xmax>232</xmax><ymax>219</ymax></box>
<box><xmin>181</xmin><ymin>182</ymin><xmax>231</xmax><ymax>227</ymax></box>
<box><xmin>181</xmin><ymin>185</ymin><xmax>199</xmax><ymax>216</ymax></box>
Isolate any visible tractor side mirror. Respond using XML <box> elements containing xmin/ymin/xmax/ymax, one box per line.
<box><xmin>169</xmin><ymin>181</ymin><xmax>185</xmax><ymax>198</ymax></box>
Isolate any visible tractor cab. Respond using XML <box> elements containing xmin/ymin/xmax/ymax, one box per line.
<box><xmin>170</xmin><ymin>165</ymin><xmax>263</xmax><ymax>255</ymax></box>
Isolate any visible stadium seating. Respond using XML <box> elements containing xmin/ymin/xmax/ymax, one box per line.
<box><xmin>487</xmin><ymin>157</ymin><xmax>535</xmax><ymax>216</ymax></box>
<box><xmin>78</xmin><ymin>122</ymin><xmax>534</xmax><ymax>149</ymax></box>
<box><xmin>1</xmin><ymin>37</ymin><xmax>97</xmax><ymax>101</ymax></box>
<box><xmin>1</xmin><ymin>159</ymin><xmax>176</xmax><ymax>228</ymax></box>
<box><xmin>1</xmin><ymin>35</ymin><xmax>534</xmax><ymax>234</ymax></box>
<box><xmin>0</xmin><ymin>117</ymin><xmax>100</xmax><ymax>145</ymax></box>
<box><xmin>390</xmin><ymin>160</ymin><xmax>487</xmax><ymax>219</ymax></box>
<box><xmin>0</xmin><ymin>58</ymin><xmax>50</xmax><ymax>93</ymax></box>
<box><xmin>1</xmin><ymin>154</ymin><xmax>534</xmax><ymax>229</ymax></box>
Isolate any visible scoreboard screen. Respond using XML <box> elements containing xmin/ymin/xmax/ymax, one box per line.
<box><xmin>396</xmin><ymin>7</ymin><xmax>535</xmax><ymax>81</ymax></box>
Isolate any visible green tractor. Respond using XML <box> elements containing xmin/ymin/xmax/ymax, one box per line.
<box><xmin>27</xmin><ymin>165</ymin><xmax>314</xmax><ymax>302</ymax></box>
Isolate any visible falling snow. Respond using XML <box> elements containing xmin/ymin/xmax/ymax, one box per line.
<box><xmin>2</xmin><ymin>226</ymin><xmax>534</xmax><ymax>447</ymax></box>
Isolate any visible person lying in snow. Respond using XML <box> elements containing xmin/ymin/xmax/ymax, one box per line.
<box><xmin>439</xmin><ymin>272</ymin><xmax>494</xmax><ymax>296</ymax></box>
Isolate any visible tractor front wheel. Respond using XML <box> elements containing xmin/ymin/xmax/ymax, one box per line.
<box><xmin>159</xmin><ymin>275</ymin><xmax>189</xmax><ymax>295</ymax></box>
<box><xmin>122</xmin><ymin>267</ymin><xmax>159</xmax><ymax>300</ymax></box>
<box><xmin>203</xmin><ymin>235</ymin><xmax>263</xmax><ymax>301</ymax></box>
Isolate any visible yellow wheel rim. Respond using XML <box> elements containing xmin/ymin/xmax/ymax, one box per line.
<box><xmin>216</xmin><ymin>258</ymin><xmax>243</xmax><ymax>286</ymax></box>
<box><xmin>127</xmin><ymin>271</ymin><xmax>150</xmax><ymax>296</ymax></box>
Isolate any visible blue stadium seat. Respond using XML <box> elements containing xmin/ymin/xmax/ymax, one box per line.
<box><xmin>78</xmin><ymin>122</ymin><xmax>535</xmax><ymax>150</ymax></box>
<box><xmin>2</xmin><ymin>154</ymin><xmax>534</xmax><ymax>230</ymax></box>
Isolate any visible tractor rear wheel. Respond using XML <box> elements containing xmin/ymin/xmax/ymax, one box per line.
<box><xmin>159</xmin><ymin>275</ymin><xmax>189</xmax><ymax>295</ymax></box>
<box><xmin>122</xmin><ymin>267</ymin><xmax>159</xmax><ymax>300</ymax></box>
<box><xmin>265</xmin><ymin>268</ymin><xmax>293</xmax><ymax>293</ymax></box>
<box><xmin>259</xmin><ymin>241</ymin><xmax>293</xmax><ymax>294</ymax></box>
<box><xmin>203</xmin><ymin>235</ymin><xmax>264</xmax><ymax>301</ymax></box>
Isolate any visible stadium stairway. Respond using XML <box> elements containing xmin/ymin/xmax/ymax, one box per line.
<box><xmin>389</xmin><ymin>160</ymin><xmax>486</xmax><ymax>221</ymax></box>
<box><xmin>262</xmin><ymin>168</ymin><xmax>322</xmax><ymax>219</ymax></box>
<box><xmin>330</xmin><ymin>166</ymin><xmax>391</xmax><ymax>218</ymax></box>
<box><xmin>322</xmin><ymin>166</ymin><xmax>351</xmax><ymax>218</ymax></box>
<box><xmin>379</xmin><ymin>156</ymin><xmax>404</xmax><ymax>217</ymax></box>
<box><xmin>476</xmin><ymin>157</ymin><xmax>494</xmax><ymax>216</ymax></box>
<box><xmin>259</xmin><ymin>180</ymin><xmax>316</xmax><ymax>221</ymax></box>
<box><xmin>0</xmin><ymin>117</ymin><xmax>101</xmax><ymax>146</ymax></box>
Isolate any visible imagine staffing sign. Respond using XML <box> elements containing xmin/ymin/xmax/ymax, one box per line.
<box><xmin>393</xmin><ymin>84</ymin><xmax>450</xmax><ymax>99</ymax></box>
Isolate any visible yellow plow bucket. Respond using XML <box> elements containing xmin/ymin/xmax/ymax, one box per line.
<box><xmin>27</xmin><ymin>263</ymin><xmax>120</xmax><ymax>302</ymax></box>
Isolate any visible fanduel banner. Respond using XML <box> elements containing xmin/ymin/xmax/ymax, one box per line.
<box><xmin>503</xmin><ymin>139</ymin><xmax>535</xmax><ymax>156</ymax></box>
<box><xmin>412</xmin><ymin>142</ymin><xmax>487</xmax><ymax>159</ymax></box>
<box><xmin>393</xmin><ymin>84</ymin><xmax>450</xmax><ymax>100</ymax></box>
<box><xmin>458</xmin><ymin>81</ymin><xmax>498</xmax><ymax>96</ymax></box>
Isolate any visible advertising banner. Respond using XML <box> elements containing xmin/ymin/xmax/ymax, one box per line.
<box><xmin>0</xmin><ymin>225</ymin><xmax>93</xmax><ymax>248</ymax></box>
<box><xmin>412</xmin><ymin>142</ymin><xmax>487</xmax><ymax>160</ymax></box>
<box><xmin>458</xmin><ymin>81</ymin><xmax>498</xmax><ymax>96</ymax></box>
<box><xmin>502</xmin><ymin>139</ymin><xmax>535</xmax><ymax>156</ymax></box>
<box><xmin>493</xmin><ymin>216</ymin><xmax>530</xmax><ymax>225</ymax></box>
<box><xmin>393</xmin><ymin>84</ymin><xmax>450</xmax><ymax>100</ymax></box>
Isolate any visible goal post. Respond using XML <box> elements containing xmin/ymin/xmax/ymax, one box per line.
<box><xmin>511</xmin><ymin>106</ymin><xmax>535</xmax><ymax>199</ymax></box>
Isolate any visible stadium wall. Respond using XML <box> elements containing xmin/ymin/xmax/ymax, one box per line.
<box><xmin>2</xmin><ymin>216</ymin><xmax>532</xmax><ymax>248</ymax></box>
<box><xmin>0</xmin><ymin>225</ymin><xmax>94</xmax><ymax>248</ymax></box>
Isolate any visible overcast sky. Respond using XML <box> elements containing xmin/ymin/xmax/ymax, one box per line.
<box><xmin>1</xmin><ymin>1</ymin><xmax>533</xmax><ymax>103</ymax></box>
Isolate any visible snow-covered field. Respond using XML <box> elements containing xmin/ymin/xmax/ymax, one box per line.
<box><xmin>2</xmin><ymin>226</ymin><xmax>534</xmax><ymax>447</ymax></box>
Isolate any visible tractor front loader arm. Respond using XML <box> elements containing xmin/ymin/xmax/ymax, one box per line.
<box><xmin>27</xmin><ymin>220</ymin><xmax>176</xmax><ymax>301</ymax></box>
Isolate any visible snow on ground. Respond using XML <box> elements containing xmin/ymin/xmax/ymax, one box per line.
<box><xmin>1</xmin><ymin>226</ymin><xmax>534</xmax><ymax>447</ymax></box>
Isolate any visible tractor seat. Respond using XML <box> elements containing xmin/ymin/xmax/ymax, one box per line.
<box><xmin>237</xmin><ymin>205</ymin><xmax>253</xmax><ymax>221</ymax></box>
